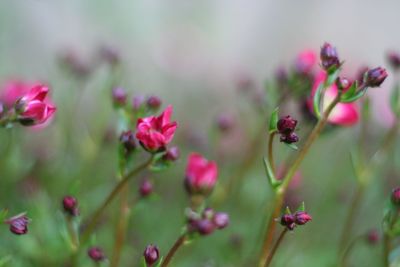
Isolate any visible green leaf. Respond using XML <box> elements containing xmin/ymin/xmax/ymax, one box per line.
<box><xmin>390</xmin><ymin>84</ymin><xmax>400</xmax><ymax>118</ymax></box>
<box><xmin>341</xmin><ymin>83</ymin><xmax>368</xmax><ymax>103</ymax></box>
<box><xmin>296</xmin><ymin>202</ymin><xmax>305</xmax><ymax>212</ymax></box>
<box><xmin>262</xmin><ymin>157</ymin><xmax>281</xmax><ymax>189</ymax></box>
<box><xmin>284</xmin><ymin>142</ymin><xmax>298</xmax><ymax>150</ymax></box>
<box><xmin>0</xmin><ymin>209</ymin><xmax>8</xmax><ymax>222</ymax></box>
<box><xmin>154</xmin><ymin>257</ymin><xmax>164</xmax><ymax>267</ymax></box>
<box><xmin>149</xmin><ymin>152</ymin><xmax>171</xmax><ymax>172</ymax></box>
<box><xmin>312</xmin><ymin>83</ymin><xmax>324</xmax><ymax>119</ymax></box>
<box><xmin>268</xmin><ymin>108</ymin><xmax>279</xmax><ymax>134</ymax></box>
<box><xmin>340</xmin><ymin>81</ymin><xmax>357</xmax><ymax>102</ymax></box>
<box><xmin>285</xmin><ymin>206</ymin><xmax>292</xmax><ymax>215</ymax></box>
<box><xmin>0</xmin><ymin>255</ymin><xmax>12</xmax><ymax>267</ymax></box>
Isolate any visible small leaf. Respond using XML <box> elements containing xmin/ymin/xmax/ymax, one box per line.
<box><xmin>285</xmin><ymin>206</ymin><xmax>292</xmax><ymax>215</ymax></box>
<box><xmin>154</xmin><ymin>257</ymin><xmax>164</xmax><ymax>267</ymax></box>
<box><xmin>284</xmin><ymin>142</ymin><xmax>298</xmax><ymax>150</ymax></box>
<box><xmin>340</xmin><ymin>81</ymin><xmax>357</xmax><ymax>102</ymax></box>
<box><xmin>149</xmin><ymin>152</ymin><xmax>171</xmax><ymax>172</ymax></box>
<box><xmin>341</xmin><ymin>84</ymin><xmax>368</xmax><ymax>103</ymax></box>
<box><xmin>390</xmin><ymin>84</ymin><xmax>400</xmax><ymax>118</ymax></box>
<box><xmin>326</xmin><ymin>68</ymin><xmax>340</xmax><ymax>86</ymax></box>
<box><xmin>268</xmin><ymin>108</ymin><xmax>279</xmax><ymax>134</ymax></box>
<box><xmin>262</xmin><ymin>157</ymin><xmax>281</xmax><ymax>189</ymax></box>
<box><xmin>0</xmin><ymin>209</ymin><xmax>8</xmax><ymax>222</ymax></box>
<box><xmin>312</xmin><ymin>83</ymin><xmax>324</xmax><ymax>119</ymax></box>
<box><xmin>296</xmin><ymin>202</ymin><xmax>305</xmax><ymax>212</ymax></box>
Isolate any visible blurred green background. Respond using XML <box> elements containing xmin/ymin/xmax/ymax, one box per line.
<box><xmin>0</xmin><ymin>1</ymin><xmax>398</xmax><ymax>266</ymax></box>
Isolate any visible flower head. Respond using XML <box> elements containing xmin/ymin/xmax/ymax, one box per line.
<box><xmin>184</xmin><ymin>153</ymin><xmax>218</xmax><ymax>196</ymax></box>
<box><xmin>136</xmin><ymin>105</ymin><xmax>177</xmax><ymax>152</ymax></box>
<box><xmin>295</xmin><ymin>50</ymin><xmax>317</xmax><ymax>74</ymax></box>
<box><xmin>391</xmin><ymin>187</ymin><xmax>400</xmax><ymax>206</ymax></box>
<box><xmin>364</xmin><ymin>67</ymin><xmax>388</xmax><ymax>88</ymax></box>
<box><xmin>88</xmin><ymin>247</ymin><xmax>106</xmax><ymax>262</ymax></box>
<box><xmin>16</xmin><ymin>85</ymin><xmax>56</xmax><ymax>126</ymax></box>
<box><xmin>320</xmin><ymin>42</ymin><xmax>340</xmax><ymax>71</ymax></box>
<box><xmin>294</xmin><ymin>211</ymin><xmax>312</xmax><ymax>225</ymax></box>
<box><xmin>62</xmin><ymin>196</ymin><xmax>79</xmax><ymax>216</ymax></box>
<box><xmin>5</xmin><ymin>213</ymin><xmax>30</xmax><ymax>235</ymax></box>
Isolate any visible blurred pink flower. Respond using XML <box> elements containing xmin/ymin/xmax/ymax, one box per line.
<box><xmin>0</xmin><ymin>80</ymin><xmax>33</xmax><ymax>107</ymax></box>
<box><xmin>136</xmin><ymin>105</ymin><xmax>178</xmax><ymax>152</ymax></box>
<box><xmin>295</xmin><ymin>50</ymin><xmax>317</xmax><ymax>74</ymax></box>
<box><xmin>309</xmin><ymin>71</ymin><xmax>359</xmax><ymax>126</ymax></box>
<box><xmin>17</xmin><ymin>85</ymin><xmax>56</xmax><ymax>126</ymax></box>
<box><xmin>184</xmin><ymin>153</ymin><xmax>218</xmax><ymax>196</ymax></box>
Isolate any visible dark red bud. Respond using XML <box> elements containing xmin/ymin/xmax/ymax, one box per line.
<box><xmin>163</xmin><ymin>146</ymin><xmax>180</xmax><ymax>161</ymax></box>
<box><xmin>391</xmin><ymin>187</ymin><xmax>400</xmax><ymax>206</ymax></box>
<box><xmin>366</xmin><ymin>229</ymin><xmax>380</xmax><ymax>245</ymax></box>
<box><xmin>146</xmin><ymin>96</ymin><xmax>162</xmax><ymax>110</ymax></box>
<box><xmin>280</xmin><ymin>132</ymin><xmax>299</xmax><ymax>144</ymax></box>
<box><xmin>364</xmin><ymin>67</ymin><xmax>388</xmax><ymax>88</ymax></box>
<box><xmin>143</xmin><ymin>244</ymin><xmax>159</xmax><ymax>266</ymax></box>
<box><xmin>294</xmin><ymin>211</ymin><xmax>312</xmax><ymax>225</ymax></box>
<box><xmin>387</xmin><ymin>51</ymin><xmax>400</xmax><ymax>70</ymax></box>
<box><xmin>88</xmin><ymin>246</ymin><xmax>106</xmax><ymax>262</ymax></box>
<box><xmin>196</xmin><ymin>219</ymin><xmax>215</xmax><ymax>235</ymax></box>
<box><xmin>5</xmin><ymin>214</ymin><xmax>30</xmax><ymax>235</ymax></box>
<box><xmin>62</xmin><ymin>196</ymin><xmax>79</xmax><ymax>216</ymax></box>
<box><xmin>213</xmin><ymin>212</ymin><xmax>229</xmax><ymax>229</ymax></box>
<box><xmin>139</xmin><ymin>179</ymin><xmax>153</xmax><ymax>197</ymax></box>
<box><xmin>112</xmin><ymin>87</ymin><xmax>127</xmax><ymax>106</ymax></box>
<box><xmin>277</xmin><ymin>116</ymin><xmax>297</xmax><ymax>135</ymax></box>
<box><xmin>119</xmin><ymin>130</ymin><xmax>136</xmax><ymax>154</ymax></box>
<box><xmin>320</xmin><ymin>42</ymin><xmax>340</xmax><ymax>71</ymax></box>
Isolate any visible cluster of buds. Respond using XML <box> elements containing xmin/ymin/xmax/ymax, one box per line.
<box><xmin>277</xmin><ymin>115</ymin><xmax>299</xmax><ymax>144</ymax></box>
<box><xmin>186</xmin><ymin>207</ymin><xmax>229</xmax><ymax>236</ymax></box>
<box><xmin>280</xmin><ymin>210</ymin><xmax>312</xmax><ymax>231</ymax></box>
<box><xmin>5</xmin><ymin>213</ymin><xmax>30</xmax><ymax>235</ymax></box>
<box><xmin>88</xmin><ymin>246</ymin><xmax>106</xmax><ymax>262</ymax></box>
<box><xmin>143</xmin><ymin>244</ymin><xmax>160</xmax><ymax>267</ymax></box>
<box><xmin>62</xmin><ymin>196</ymin><xmax>79</xmax><ymax>217</ymax></box>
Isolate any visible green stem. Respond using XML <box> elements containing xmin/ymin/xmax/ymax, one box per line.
<box><xmin>161</xmin><ymin>234</ymin><xmax>187</xmax><ymax>267</ymax></box>
<box><xmin>264</xmin><ymin>228</ymin><xmax>288</xmax><ymax>267</ymax></box>
<box><xmin>383</xmin><ymin>233</ymin><xmax>390</xmax><ymax>267</ymax></box>
<box><xmin>339</xmin><ymin>233</ymin><xmax>364</xmax><ymax>267</ymax></box>
<box><xmin>268</xmin><ymin>132</ymin><xmax>276</xmax><ymax>175</ymax></box>
<box><xmin>81</xmin><ymin>156</ymin><xmax>153</xmax><ymax>244</ymax></box>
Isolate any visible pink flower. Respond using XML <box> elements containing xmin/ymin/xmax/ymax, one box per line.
<box><xmin>309</xmin><ymin>71</ymin><xmax>358</xmax><ymax>126</ymax></box>
<box><xmin>295</xmin><ymin>50</ymin><xmax>317</xmax><ymax>74</ymax></box>
<box><xmin>136</xmin><ymin>105</ymin><xmax>178</xmax><ymax>152</ymax></box>
<box><xmin>184</xmin><ymin>153</ymin><xmax>218</xmax><ymax>196</ymax></box>
<box><xmin>17</xmin><ymin>85</ymin><xmax>56</xmax><ymax>126</ymax></box>
<box><xmin>0</xmin><ymin>80</ymin><xmax>33</xmax><ymax>108</ymax></box>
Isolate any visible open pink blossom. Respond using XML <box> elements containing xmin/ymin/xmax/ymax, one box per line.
<box><xmin>136</xmin><ymin>105</ymin><xmax>178</xmax><ymax>151</ymax></box>
<box><xmin>0</xmin><ymin>80</ymin><xmax>33</xmax><ymax>108</ymax></box>
<box><xmin>295</xmin><ymin>50</ymin><xmax>317</xmax><ymax>74</ymax></box>
<box><xmin>184</xmin><ymin>153</ymin><xmax>218</xmax><ymax>196</ymax></box>
<box><xmin>309</xmin><ymin>71</ymin><xmax>358</xmax><ymax>126</ymax></box>
<box><xmin>17</xmin><ymin>85</ymin><xmax>56</xmax><ymax>126</ymax></box>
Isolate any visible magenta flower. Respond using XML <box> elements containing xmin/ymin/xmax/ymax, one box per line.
<box><xmin>0</xmin><ymin>80</ymin><xmax>33</xmax><ymax>108</ymax></box>
<box><xmin>136</xmin><ymin>105</ymin><xmax>178</xmax><ymax>152</ymax></box>
<box><xmin>295</xmin><ymin>50</ymin><xmax>317</xmax><ymax>74</ymax></box>
<box><xmin>16</xmin><ymin>85</ymin><xmax>56</xmax><ymax>126</ymax></box>
<box><xmin>184</xmin><ymin>153</ymin><xmax>218</xmax><ymax>196</ymax></box>
<box><xmin>87</xmin><ymin>246</ymin><xmax>106</xmax><ymax>262</ymax></box>
<box><xmin>309</xmin><ymin>71</ymin><xmax>358</xmax><ymax>126</ymax></box>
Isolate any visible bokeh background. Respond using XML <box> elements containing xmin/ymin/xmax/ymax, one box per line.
<box><xmin>0</xmin><ymin>1</ymin><xmax>399</xmax><ymax>266</ymax></box>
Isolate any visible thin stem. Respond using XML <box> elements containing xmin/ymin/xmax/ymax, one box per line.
<box><xmin>264</xmin><ymin>228</ymin><xmax>288</xmax><ymax>267</ymax></box>
<box><xmin>339</xmin><ymin>234</ymin><xmax>363</xmax><ymax>267</ymax></box>
<box><xmin>383</xmin><ymin>233</ymin><xmax>390</xmax><ymax>267</ymax></box>
<box><xmin>338</xmin><ymin>184</ymin><xmax>365</xmax><ymax>255</ymax></box>
<box><xmin>81</xmin><ymin>156</ymin><xmax>153</xmax><ymax>244</ymax></box>
<box><xmin>161</xmin><ymin>234</ymin><xmax>187</xmax><ymax>267</ymax></box>
<box><xmin>258</xmin><ymin>94</ymin><xmax>341</xmax><ymax>267</ymax></box>
<box><xmin>66</xmin><ymin>216</ymin><xmax>79</xmax><ymax>267</ymax></box>
<box><xmin>268</xmin><ymin>132</ymin><xmax>276</xmax><ymax>175</ymax></box>
<box><xmin>110</xmin><ymin>185</ymin><xmax>130</xmax><ymax>267</ymax></box>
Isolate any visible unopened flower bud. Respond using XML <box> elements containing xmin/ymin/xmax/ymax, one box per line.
<box><xmin>132</xmin><ymin>95</ymin><xmax>145</xmax><ymax>111</ymax></box>
<box><xmin>5</xmin><ymin>213</ymin><xmax>30</xmax><ymax>235</ymax></box>
<box><xmin>366</xmin><ymin>229</ymin><xmax>380</xmax><ymax>245</ymax></box>
<box><xmin>280</xmin><ymin>214</ymin><xmax>296</xmax><ymax>230</ymax></box>
<box><xmin>88</xmin><ymin>247</ymin><xmax>106</xmax><ymax>262</ymax></box>
<box><xmin>391</xmin><ymin>187</ymin><xmax>400</xmax><ymax>206</ymax></box>
<box><xmin>216</xmin><ymin>113</ymin><xmax>234</xmax><ymax>132</ymax></box>
<box><xmin>62</xmin><ymin>196</ymin><xmax>79</xmax><ymax>216</ymax></box>
<box><xmin>146</xmin><ymin>96</ymin><xmax>162</xmax><ymax>110</ymax></box>
<box><xmin>163</xmin><ymin>146</ymin><xmax>180</xmax><ymax>161</ymax></box>
<box><xmin>196</xmin><ymin>219</ymin><xmax>215</xmax><ymax>235</ymax></box>
<box><xmin>336</xmin><ymin>77</ymin><xmax>350</xmax><ymax>91</ymax></box>
<box><xmin>364</xmin><ymin>67</ymin><xmax>388</xmax><ymax>88</ymax></box>
<box><xmin>119</xmin><ymin>130</ymin><xmax>136</xmax><ymax>154</ymax></box>
<box><xmin>277</xmin><ymin>116</ymin><xmax>297</xmax><ymax>135</ymax></box>
<box><xmin>213</xmin><ymin>212</ymin><xmax>229</xmax><ymax>229</ymax></box>
<box><xmin>294</xmin><ymin>211</ymin><xmax>312</xmax><ymax>225</ymax></box>
<box><xmin>320</xmin><ymin>42</ymin><xmax>340</xmax><ymax>71</ymax></box>
<box><xmin>139</xmin><ymin>179</ymin><xmax>153</xmax><ymax>197</ymax></box>
<box><xmin>280</xmin><ymin>132</ymin><xmax>299</xmax><ymax>144</ymax></box>
<box><xmin>143</xmin><ymin>244</ymin><xmax>159</xmax><ymax>266</ymax></box>
<box><xmin>112</xmin><ymin>87</ymin><xmax>127</xmax><ymax>106</ymax></box>
<box><xmin>99</xmin><ymin>45</ymin><xmax>120</xmax><ymax>66</ymax></box>
<box><xmin>387</xmin><ymin>51</ymin><xmax>400</xmax><ymax>70</ymax></box>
